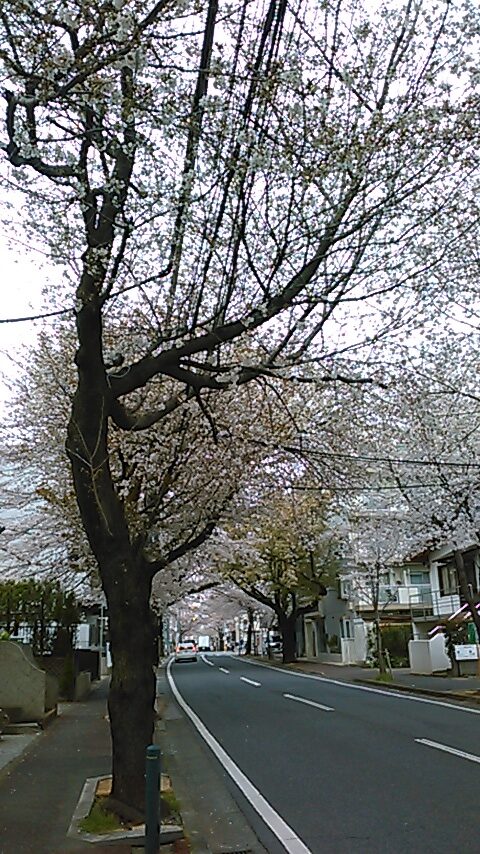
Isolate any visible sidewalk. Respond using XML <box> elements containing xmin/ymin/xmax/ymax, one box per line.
<box><xmin>251</xmin><ymin>655</ymin><xmax>480</xmax><ymax>702</ymax></box>
<box><xmin>0</xmin><ymin>678</ymin><xmax>113</xmax><ymax>854</ymax></box>
<box><xmin>0</xmin><ymin>670</ymin><xmax>265</xmax><ymax>854</ymax></box>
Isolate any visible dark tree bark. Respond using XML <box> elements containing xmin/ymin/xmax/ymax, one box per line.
<box><xmin>278</xmin><ymin>612</ymin><xmax>297</xmax><ymax>663</ymax></box>
<box><xmin>157</xmin><ymin>614</ymin><xmax>165</xmax><ymax>658</ymax></box>
<box><xmin>453</xmin><ymin>550</ymin><xmax>480</xmax><ymax>641</ymax></box>
<box><xmin>374</xmin><ymin>612</ymin><xmax>387</xmax><ymax>675</ymax></box>
<box><xmin>105</xmin><ymin>566</ymin><xmax>155</xmax><ymax>813</ymax></box>
<box><xmin>245</xmin><ymin>607</ymin><xmax>254</xmax><ymax>655</ymax></box>
<box><xmin>65</xmin><ymin>291</ymin><xmax>158</xmax><ymax>812</ymax></box>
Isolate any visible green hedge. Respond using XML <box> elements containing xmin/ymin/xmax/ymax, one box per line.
<box><xmin>381</xmin><ymin>624</ymin><xmax>412</xmax><ymax>663</ymax></box>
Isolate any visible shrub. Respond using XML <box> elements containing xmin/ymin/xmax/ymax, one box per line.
<box><xmin>381</xmin><ymin>624</ymin><xmax>412</xmax><ymax>661</ymax></box>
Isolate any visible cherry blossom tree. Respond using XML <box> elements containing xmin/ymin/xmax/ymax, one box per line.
<box><xmin>1</xmin><ymin>0</ymin><xmax>478</xmax><ymax>812</ymax></box>
<box><xmin>193</xmin><ymin>586</ymin><xmax>273</xmax><ymax>653</ymax></box>
<box><xmin>382</xmin><ymin>343</ymin><xmax>480</xmax><ymax>640</ymax></box>
<box><xmin>341</xmin><ymin>503</ymin><xmax>413</xmax><ymax>673</ymax></box>
<box><xmin>0</xmin><ymin>447</ymin><xmax>77</xmax><ymax>582</ymax></box>
<box><xmin>329</xmin><ymin>340</ymin><xmax>480</xmax><ymax>646</ymax></box>
<box><xmin>215</xmin><ymin>490</ymin><xmax>339</xmax><ymax>662</ymax></box>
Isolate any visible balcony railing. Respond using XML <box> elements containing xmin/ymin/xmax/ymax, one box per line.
<box><xmin>342</xmin><ymin>583</ymin><xmax>433</xmax><ymax>610</ymax></box>
<box><xmin>341</xmin><ymin>582</ymin><xmax>469</xmax><ymax>619</ymax></box>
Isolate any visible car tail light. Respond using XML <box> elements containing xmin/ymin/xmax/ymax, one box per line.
<box><xmin>176</xmin><ymin>645</ymin><xmax>180</xmax><ymax>652</ymax></box>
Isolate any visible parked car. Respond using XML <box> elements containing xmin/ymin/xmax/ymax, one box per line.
<box><xmin>174</xmin><ymin>641</ymin><xmax>197</xmax><ymax>662</ymax></box>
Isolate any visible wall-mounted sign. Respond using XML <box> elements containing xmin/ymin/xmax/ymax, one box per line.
<box><xmin>454</xmin><ymin>644</ymin><xmax>479</xmax><ymax>661</ymax></box>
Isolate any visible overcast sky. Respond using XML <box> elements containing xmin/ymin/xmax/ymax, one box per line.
<box><xmin>0</xmin><ymin>235</ymin><xmax>48</xmax><ymax>416</ymax></box>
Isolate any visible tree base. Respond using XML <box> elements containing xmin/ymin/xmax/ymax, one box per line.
<box><xmin>103</xmin><ymin>795</ymin><xmax>145</xmax><ymax>824</ymax></box>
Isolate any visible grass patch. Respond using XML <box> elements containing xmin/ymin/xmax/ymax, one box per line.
<box><xmin>79</xmin><ymin>800</ymin><xmax>122</xmax><ymax>834</ymax></box>
<box><xmin>162</xmin><ymin>788</ymin><xmax>181</xmax><ymax>815</ymax></box>
<box><xmin>375</xmin><ymin>672</ymin><xmax>394</xmax><ymax>683</ymax></box>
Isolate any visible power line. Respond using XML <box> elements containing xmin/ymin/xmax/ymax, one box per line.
<box><xmin>292</xmin><ymin>446</ymin><xmax>480</xmax><ymax>469</ymax></box>
<box><xmin>0</xmin><ymin>307</ymin><xmax>72</xmax><ymax>324</ymax></box>
<box><xmin>289</xmin><ymin>482</ymin><xmax>443</xmax><ymax>492</ymax></box>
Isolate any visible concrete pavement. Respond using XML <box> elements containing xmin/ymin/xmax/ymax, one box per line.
<box><xmin>0</xmin><ymin>678</ymin><xmax>112</xmax><ymax>854</ymax></box>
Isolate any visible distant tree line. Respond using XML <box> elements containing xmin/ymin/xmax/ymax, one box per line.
<box><xmin>0</xmin><ymin>579</ymin><xmax>81</xmax><ymax>655</ymax></box>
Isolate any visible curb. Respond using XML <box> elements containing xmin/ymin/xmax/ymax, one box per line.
<box><xmin>353</xmin><ymin>678</ymin><xmax>480</xmax><ymax>704</ymax></box>
<box><xmin>246</xmin><ymin>656</ymin><xmax>480</xmax><ymax>706</ymax></box>
<box><xmin>67</xmin><ymin>775</ymin><xmax>183</xmax><ymax>846</ymax></box>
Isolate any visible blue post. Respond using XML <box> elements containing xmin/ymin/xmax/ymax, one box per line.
<box><xmin>145</xmin><ymin>744</ymin><xmax>161</xmax><ymax>854</ymax></box>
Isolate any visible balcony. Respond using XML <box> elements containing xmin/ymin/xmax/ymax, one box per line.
<box><xmin>344</xmin><ymin>583</ymin><xmax>472</xmax><ymax>622</ymax></box>
<box><xmin>343</xmin><ymin>583</ymin><xmax>433</xmax><ymax>612</ymax></box>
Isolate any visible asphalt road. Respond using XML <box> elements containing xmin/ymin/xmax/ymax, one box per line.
<box><xmin>168</xmin><ymin>653</ymin><xmax>480</xmax><ymax>854</ymax></box>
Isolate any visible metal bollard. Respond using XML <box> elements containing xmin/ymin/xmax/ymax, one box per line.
<box><xmin>145</xmin><ymin>744</ymin><xmax>161</xmax><ymax>854</ymax></box>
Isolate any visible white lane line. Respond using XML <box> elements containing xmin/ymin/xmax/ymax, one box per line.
<box><xmin>201</xmin><ymin>655</ymin><xmax>214</xmax><ymax>666</ymax></box>
<box><xmin>244</xmin><ymin>659</ymin><xmax>480</xmax><ymax>716</ymax></box>
<box><xmin>219</xmin><ymin>667</ymin><xmax>230</xmax><ymax>674</ymax></box>
<box><xmin>415</xmin><ymin>738</ymin><xmax>480</xmax><ymax>764</ymax></box>
<box><xmin>284</xmin><ymin>693</ymin><xmax>334</xmax><ymax>712</ymax></box>
<box><xmin>166</xmin><ymin>660</ymin><xmax>311</xmax><ymax>854</ymax></box>
<box><xmin>241</xmin><ymin>676</ymin><xmax>261</xmax><ymax>687</ymax></box>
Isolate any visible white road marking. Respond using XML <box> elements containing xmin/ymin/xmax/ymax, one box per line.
<box><xmin>219</xmin><ymin>667</ymin><xmax>230</xmax><ymax>674</ymax></box>
<box><xmin>166</xmin><ymin>660</ymin><xmax>311</xmax><ymax>854</ymax></box>
<box><xmin>415</xmin><ymin>738</ymin><xmax>480</xmax><ymax>764</ymax></box>
<box><xmin>244</xmin><ymin>659</ymin><xmax>480</xmax><ymax>716</ymax></box>
<box><xmin>201</xmin><ymin>655</ymin><xmax>214</xmax><ymax>666</ymax></box>
<box><xmin>284</xmin><ymin>693</ymin><xmax>334</xmax><ymax>712</ymax></box>
<box><xmin>241</xmin><ymin>677</ymin><xmax>261</xmax><ymax>687</ymax></box>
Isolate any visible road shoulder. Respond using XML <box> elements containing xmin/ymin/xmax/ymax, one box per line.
<box><xmin>157</xmin><ymin>669</ymin><xmax>267</xmax><ymax>854</ymax></box>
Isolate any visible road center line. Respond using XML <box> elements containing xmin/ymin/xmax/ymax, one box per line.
<box><xmin>415</xmin><ymin>738</ymin><xmax>480</xmax><ymax>764</ymax></box>
<box><xmin>284</xmin><ymin>693</ymin><xmax>334</xmax><ymax>712</ymax></box>
<box><xmin>219</xmin><ymin>667</ymin><xmax>230</xmax><ymax>674</ymax></box>
<box><xmin>201</xmin><ymin>655</ymin><xmax>214</xmax><ymax>666</ymax></box>
<box><xmin>167</xmin><ymin>660</ymin><xmax>311</xmax><ymax>854</ymax></box>
<box><xmin>241</xmin><ymin>677</ymin><xmax>261</xmax><ymax>687</ymax></box>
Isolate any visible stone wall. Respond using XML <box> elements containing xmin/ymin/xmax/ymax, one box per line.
<box><xmin>0</xmin><ymin>640</ymin><xmax>56</xmax><ymax>722</ymax></box>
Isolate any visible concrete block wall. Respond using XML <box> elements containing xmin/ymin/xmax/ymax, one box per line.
<box><xmin>0</xmin><ymin>641</ymin><xmax>49</xmax><ymax>721</ymax></box>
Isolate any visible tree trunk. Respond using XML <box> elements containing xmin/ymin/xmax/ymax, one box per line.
<box><xmin>453</xmin><ymin>550</ymin><xmax>480</xmax><ymax>640</ymax></box>
<box><xmin>374</xmin><ymin>613</ymin><xmax>386</xmax><ymax>675</ymax></box>
<box><xmin>246</xmin><ymin>608</ymin><xmax>254</xmax><ymax>655</ymax></box>
<box><xmin>105</xmin><ymin>563</ymin><xmax>155</xmax><ymax>814</ymax></box>
<box><xmin>158</xmin><ymin>613</ymin><xmax>165</xmax><ymax>657</ymax></box>
<box><xmin>66</xmin><ymin>294</ymin><xmax>155</xmax><ymax>814</ymax></box>
<box><xmin>279</xmin><ymin>615</ymin><xmax>297</xmax><ymax>663</ymax></box>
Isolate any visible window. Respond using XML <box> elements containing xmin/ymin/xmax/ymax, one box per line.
<box><xmin>340</xmin><ymin>618</ymin><xmax>352</xmax><ymax>639</ymax></box>
<box><xmin>409</xmin><ymin>569</ymin><xmax>430</xmax><ymax>586</ymax></box>
<box><xmin>439</xmin><ymin>564</ymin><xmax>458</xmax><ymax>596</ymax></box>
